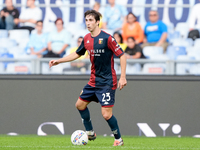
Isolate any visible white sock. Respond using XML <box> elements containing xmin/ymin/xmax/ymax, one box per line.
<box><xmin>86</xmin><ymin>130</ymin><xmax>94</xmax><ymax>136</ymax></box>
<box><xmin>115</xmin><ymin>138</ymin><xmax>122</xmax><ymax>142</ymax></box>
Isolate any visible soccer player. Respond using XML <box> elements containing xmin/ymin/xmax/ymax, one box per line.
<box><xmin>49</xmin><ymin>10</ymin><xmax>127</xmax><ymax>146</ymax></box>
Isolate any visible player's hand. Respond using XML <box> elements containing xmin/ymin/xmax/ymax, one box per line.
<box><xmin>49</xmin><ymin>60</ymin><xmax>59</xmax><ymax>68</ymax></box>
<box><xmin>118</xmin><ymin>77</ymin><xmax>127</xmax><ymax>90</ymax></box>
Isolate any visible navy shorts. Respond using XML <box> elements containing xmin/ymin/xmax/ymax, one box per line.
<box><xmin>79</xmin><ymin>84</ymin><xmax>116</xmax><ymax>107</ymax></box>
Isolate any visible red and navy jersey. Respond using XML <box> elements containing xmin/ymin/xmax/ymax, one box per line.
<box><xmin>76</xmin><ymin>30</ymin><xmax>124</xmax><ymax>90</ymax></box>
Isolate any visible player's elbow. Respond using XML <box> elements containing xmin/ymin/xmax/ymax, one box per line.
<box><xmin>119</xmin><ymin>53</ymin><xmax>126</xmax><ymax>60</ymax></box>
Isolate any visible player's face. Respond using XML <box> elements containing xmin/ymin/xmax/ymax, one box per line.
<box><xmin>85</xmin><ymin>15</ymin><xmax>99</xmax><ymax>32</ymax></box>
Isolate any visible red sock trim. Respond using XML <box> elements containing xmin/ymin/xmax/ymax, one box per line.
<box><xmin>102</xmin><ymin>105</ymin><xmax>114</xmax><ymax>108</ymax></box>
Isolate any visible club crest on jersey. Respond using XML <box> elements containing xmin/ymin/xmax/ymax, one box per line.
<box><xmin>80</xmin><ymin>90</ymin><xmax>83</xmax><ymax>95</ymax></box>
<box><xmin>99</xmin><ymin>38</ymin><xmax>103</xmax><ymax>44</ymax></box>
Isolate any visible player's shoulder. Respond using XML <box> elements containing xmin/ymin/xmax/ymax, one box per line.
<box><xmin>83</xmin><ymin>33</ymin><xmax>91</xmax><ymax>40</ymax></box>
<box><xmin>101</xmin><ymin>30</ymin><xmax>111</xmax><ymax>36</ymax></box>
<box><xmin>100</xmin><ymin>30</ymin><xmax>113</xmax><ymax>40</ymax></box>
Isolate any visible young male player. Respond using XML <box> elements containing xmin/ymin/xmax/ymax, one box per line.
<box><xmin>49</xmin><ymin>10</ymin><xmax>127</xmax><ymax>146</ymax></box>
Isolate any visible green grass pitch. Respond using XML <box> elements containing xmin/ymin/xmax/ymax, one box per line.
<box><xmin>0</xmin><ymin>135</ymin><xmax>200</xmax><ymax>150</ymax></box>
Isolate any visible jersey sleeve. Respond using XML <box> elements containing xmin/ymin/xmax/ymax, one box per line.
<box><xmin>76</xmin><ymin>39</ymin><xmax>86</xmax><ymax>56</ymax></box>
<box><xmin>107</xmin><ymin>36</ymin><xmax>124</xmax><ymax>57</ymax></box>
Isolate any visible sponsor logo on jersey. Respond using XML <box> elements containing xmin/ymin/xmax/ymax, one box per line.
<box><xmin>99</xmin><ymin>38</ymin><xmax>103</xmax><ymax>44</ymax></box>
<box><xmin>87</xmin><ymin>40</ymin><xmax>89</xmax><ymax>43</ymax></box>
<box><xmin>89</xmin><ymin>49</ymin><xmax>105</xmax><ymax>57</ymax></box>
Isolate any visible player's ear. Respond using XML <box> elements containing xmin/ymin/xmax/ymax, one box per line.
<box><xmin>96</xmin><ymin>20</ymin><xmax>100</xmax><ymax>26</ymax></box>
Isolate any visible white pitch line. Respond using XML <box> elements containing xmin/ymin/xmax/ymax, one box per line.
<box><xmin>0</xmin><ymin>146</ymin><xmax>200</xmax><ymax>149</ymax></box>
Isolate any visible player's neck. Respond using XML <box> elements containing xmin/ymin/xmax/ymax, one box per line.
<box><xmin>90</xmin><ymin>27</ymin><xmax>101</xmax><ymax>37</ymax></box>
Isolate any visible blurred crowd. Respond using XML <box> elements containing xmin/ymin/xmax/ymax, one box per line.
<box><xmin>1</xmin><ymin>0</ymin><xmax>200</xmax><ymax>74</ymax></box>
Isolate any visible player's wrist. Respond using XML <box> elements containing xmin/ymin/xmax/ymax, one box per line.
<box><xmin>120</xmin><ymin>76</ymin><xmax>126</xmax><ymax>79</ymax></box>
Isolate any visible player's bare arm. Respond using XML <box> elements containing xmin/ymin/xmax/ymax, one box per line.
<box><xmin>49</xmin><ymin>52</ymin><xmax>81</xmax><ymax>68</ymax></box>
<box><xmin>118</xmin><ymin>54</ymin><xmax>127</xmax><ymax>90</ymax></box>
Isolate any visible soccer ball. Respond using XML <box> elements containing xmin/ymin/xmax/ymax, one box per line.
<box><xmin>71</xmin><ymin>130</ymin><xmax>88</xmax><ymax>145</ymax></box>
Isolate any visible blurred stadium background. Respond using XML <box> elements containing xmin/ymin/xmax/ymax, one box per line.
<box><xmin>1</xmin><ymin>0</ymin><xmax>200</xmax><ymax>139</ymax></box>
<box><xmin>0</xmin><ymin>0</ymin><xmax>200</xmax><ymax>75</ymax></box>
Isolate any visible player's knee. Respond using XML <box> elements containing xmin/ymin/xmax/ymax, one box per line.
<box><xmin>75</xmin><ymin>101</ymin><xmax>81</xmax><ymax>109</ymax></box>
<box><xmin>75</xmin><ymin>99</ymin><xmax>87</xmax><ymax>110</ymax></box>
<box><xmin>102</xmin><ymin>112</ymin><xmax>112</xmax><ymax>120</ymax></box>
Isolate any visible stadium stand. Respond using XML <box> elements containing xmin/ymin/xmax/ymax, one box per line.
<box><xmin>0</xmin><ymin>30</ymin><xmax>8</xmax><ymax>38</ymax></box>
<box><xmin>166</xmin><ymin>46</ymin><xmax>187</xmax><ymax>60</ymax></box>
<box><xmin>6</xmin><ymin>62</ymin><xmax>31</xmax><ymax>74</ymax></box>
<box><xmin>143</xmin><ymin>46</ymin><xmax>164</xmax><ymax>59</ymax></box>
<box><xmin>142</xmin><ymin>63</ymin><xmax>166</xmax><ymax>75</ymax></box>
<box><xmin>9</xmin><ymin>29</ymin><xmax>29</xmax><ymax>49</ymax></box>
<box><xmin>0</xmin><ymin>1</ymin><xmax>200</xmax><ymax>75</ymax></box>
<box><xmin>175</xmin><ymin>22</ymin><xmax>189</xmax><ymax>39</ymax></box>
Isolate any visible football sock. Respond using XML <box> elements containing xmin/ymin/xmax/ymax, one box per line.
<box><xmin>115</xmin><ymin>138</ymin><xmax>122</xmax><ymax>141</ymax></box>
<box><xmin>78</xmin><ymin>107</ymin><xmax>93</xmax><ymax>131</ymax></box>
<box><xmin>106</xmin><ymin>115</ymin><xmax>121</xmax><ymax>139</ymax></box>
<box><xmin>85</xmin><ymin>130</ymin><xmax>94</xmax><ymax>136</ymax></box>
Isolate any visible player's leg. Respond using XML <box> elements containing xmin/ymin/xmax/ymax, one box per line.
<box><xmin>76</xmin><ymin>84</ymin><xmax>97</xmax><ymax>141</ymax></box>
<box><xmin>101</xmin><ymin>107</ymin><xmax>124</xmax><ymax>146</ymax></box>
<box><xmin>75</xmin><ymin>99</ymin><xmax>96</xmax><ymax>140</ymax></box>
<box><xmin>76</xmin><ymin>99</ymin><xmax>93</xmax><ymax>132</ymax></box>
<box><xmin>96</xmin><ymin>86</ymin><xmax>123</xmax><ymax>146</ymax></box>
<box><xmin>75</xmin><ymin>98</ymin><xmax>89</xmax><ymax>110</ymax></box>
